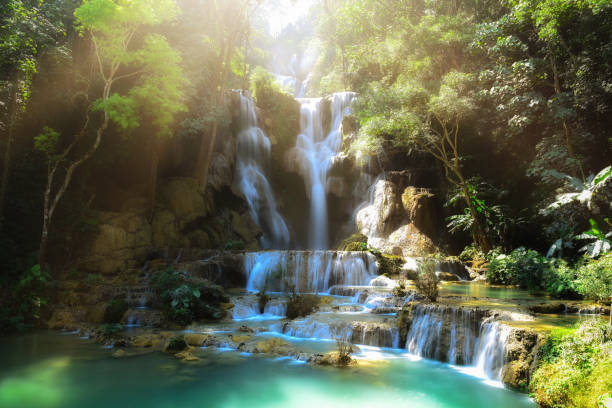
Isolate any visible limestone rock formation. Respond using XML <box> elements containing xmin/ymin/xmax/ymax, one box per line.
<box><xmin>356</xmin><ymin>178</ymin><xmax>437</xmax><ymax>256</ymax></box>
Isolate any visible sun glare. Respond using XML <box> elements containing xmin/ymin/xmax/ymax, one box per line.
<box><xmin>265</xmin><ymin>0</ymin><xmax>314</xmax><ymax>36</ymax></box>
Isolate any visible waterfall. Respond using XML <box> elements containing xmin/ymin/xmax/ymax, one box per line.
<box><xmin>292</xmin><ymin>92</ymin><xmax>356</xmax><ymax>249</ymax></box>
<box><xmin>235</xmin><ymin>93</ymin><xmax>290</xmax><ymax>248</ymax></box>
<box><xmin>269</xmin><ymin>316</ymin><xmax>399</xmax><ymax>348</ymax></box>
<box><xmin>244</xmin><ymin>250</ymin><xmax>377</xmax><ymax>293</ymax></box>
<box><xmin>404</xmin><ymin>304</ymin><xmax>511</xmax><ymax>381</ymax></box>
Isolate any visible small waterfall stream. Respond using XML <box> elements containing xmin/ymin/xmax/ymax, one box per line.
<box><xmin>235</xmin><ymin>93</ymin><xmax>290</xmax><ymax>248</ymax></box>
<box><xmin>244</xmin><ymin>250</ymin><xmax>377</xmax><ymax>293</ymax></box>
<box><xmin>404</xmin><ymin>304</ymin><xmax>511</xmax><ymax>381</ymax></box>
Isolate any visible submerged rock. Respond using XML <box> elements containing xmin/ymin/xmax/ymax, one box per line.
<box><xmin>255</xmin><ymin>338</ymin><xmax>289</xmax><ymax>354</ymax></box>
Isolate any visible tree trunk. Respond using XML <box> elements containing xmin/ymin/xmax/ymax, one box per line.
<box><xmin>148</xmin><ymin>139</ymin><xmax>159</xmax><ymax>221</ymax></box>
<box><xmin>460</xmin><ymin>183</ymin><xmax>491</xmax><ymax>252</ymax></box>
<box><xmin>195</xmin><ymin>36</ymin><xmax>234</xmax><ymax>188</ymax></box>
<box><xmin>39</xmin><ymin>107</ymin><xmax>108</xmax><ymax>269</ymax></box>
<box><xmin>0</xmin><ymin>82</ymin><xmax>18</xmax><ymax>231</ymax></box>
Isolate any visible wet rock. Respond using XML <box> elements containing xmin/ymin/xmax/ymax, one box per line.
<box><xmin>184</xmin><ymin>333</ymin><xmax>209</xmax><ymax>347</ymax></box>
<box><xmin>255</xmin><ymin>338</ymin><xmax>289</xmax><ymax>354</ymax></box>
<box><xmin>112</xmin><ymin>349</ymin><xmax>127</xmax><ymax>358</ymax></box>
<box><xmin>309</xmin><ymin>351</ymin><xmax>357</xmax><ymax>367</ymax></box>
<box><xmin>238</xmin><ymin>325</ymin><xmax>254</xmax><ymax>333</ymax></box>
<box><xmin>132</xmin><ymin>334</ymin><xmax>163</xmax><ymax>348</ymax></box>
<box><xmin>501</xmin><ymin>328</ymin><xmax>542</xmax><ymax>390</ymax></box>
<box><xmin>231</xmin><ymin>335</ymin><xmax>251</xmax><ymax>344</ymax></box>
<box><xmin>47</xmin><ymin>309</ymin><xmax>79</xmax><ymax>330</ymax></box>
<box><xmin>527</xmin><ymin>303</ymin><xmax>566</xmax><ymax>314</ymax></box>
<box><xmin>175</xmin><ymin>350</ymin><xmax>200</xmax><ymax>362</ymax></box>
<box><xmin>436</xmin><ymin>272</ymin><xmax>460</xmax><ymax>282</ymax></box>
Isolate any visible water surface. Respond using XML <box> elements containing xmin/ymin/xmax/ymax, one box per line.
<box><xmin>0</xmin><ymin>331</ymin><xmax>535</xmax><ymax>408</ymax></box>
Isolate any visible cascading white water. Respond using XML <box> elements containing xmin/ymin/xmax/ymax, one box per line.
<box><xmin>291</xmin><ymin>92</ymin><xmax>356</xmax><ymax>249</ymax></box>
<box><xmin>232</xmin><ymin>295</ymin><xmax>288</xmax><ymax>320</ymax></box>
<box><xmin>270</xmin><ymin>316</ymin><xmax>399</xmax><ymax>348</ymax></box>
<box><xmin>244</xmin><ymin>250</ymin><xmax>377</xmax><ymax>293</ymax></box>
<box><xmin>473</xmin><ymin>319</ymin><xmax>511</xmax><ymax>380</ymax></box>
<box><xmin>235</xmin><ymin>93</ymin><xmax>290</xmax><ymax>248</ymax></box>
<box><xmin>404</xmin><ymin>304</ymin><xmax>511</xmax><ymax>381</ymax></box>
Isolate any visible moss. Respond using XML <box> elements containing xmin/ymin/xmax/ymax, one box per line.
<box><xmin>370</xmin><ymin>249</ymin><xmax>405</xmax><ymax>277</ymax></box>
<box><xmin>338</xmin><ymin>234</ymin><xmax>368</xmax><ymax>251</ymax></box>
<box><xmin>286</xmin><ymin>294</ymin><xmax>321</xmax><ymax>319</ymax></box>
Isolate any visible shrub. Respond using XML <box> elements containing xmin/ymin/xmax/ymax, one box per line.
<box><xmin>576</xmin><ymin>254</ymin><xmax>612</xmax><ymax>301</ymax></box>
<box><xmin>542</xmin><ymin>259</ymin><xmax>580</xmax><ymax>299</ymax></box>
<box><xmin>286</xmin><ymin>293</ymin><xmax>320</xmax><ymax>319</ymax></box>
<box><xmin>103</xmin><ymin>298</ymin><xmax>128</xmax><ymax>324</ymax></box>
<box><xmin>151</xmin><ymin>269</ymin><xmax>229</xmax><ymax>326</ymax></box>
<box><xmin>415</xmin><ymin>259</ymin><xmax>438</xmax><ymax>302</ymax></box>
<box><xmin>486</xmin><ymin>247</ymin><xmax>549</xmax><ymax>289</ymax></box>
<box><xmin>332</xmin><ymin>324</ymin><xmax>353</xmax><ymax>366</ymax></box>
<box><xmin>166</xmin><ymin>335</ymin><xmax>187</xmax><ymax>353</ymax></box>
<box><xmin>459</xmin><ymin>244</ymin><xmax>486</xmax><ymax>263</ymax></box>
<box><xmin>530</xmin><ymin>320</ymin><xmax>612</xmax><ymax>408</ymax></box>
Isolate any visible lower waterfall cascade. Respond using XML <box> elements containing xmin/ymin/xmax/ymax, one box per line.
<box><xmin>224</xmin><ymin>249</ymin><xmax>525</xmax><ymax>384</ymax></box>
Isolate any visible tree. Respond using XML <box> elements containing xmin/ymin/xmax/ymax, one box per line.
<box><xmin>36</xmin><ymin>0</ymin><xmax>186</xmax><ymax>268</ymax></box>
<box><xmin>0</xmin><ymin>0</ymin><xmax>67</xmax><ymax>231</ymax></box>
<box><xmin>416</xmin><ymin>72</ymin><xmax>492</xmax><ymax>252</ymax></box>
<box><xmin>193</xmin><ymin>0</ymin><xmax>257</xmax><ymax>188</ymax></box>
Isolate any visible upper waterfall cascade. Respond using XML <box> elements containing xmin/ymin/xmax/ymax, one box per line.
<box><xmin>292</xmin><ymin>92</ymin><xmax>357</xmax><ymax>249</ymax></box>
<box><xmin>235</xmin><ymin>93</ymin><xmax>290</xmax><ymax>249</ymax></box>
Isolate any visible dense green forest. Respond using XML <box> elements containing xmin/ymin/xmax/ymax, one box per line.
<box><xmin>0</xmin><ymin>1</ymin><xmax>611</xmax><ymax>407</ymax></box>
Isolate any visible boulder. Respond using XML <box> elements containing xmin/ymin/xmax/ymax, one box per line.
<box><xmin>356</xmin><ymin>179</ymin><xmax>438</xmax><ymax>257</ymax></box>
<box><xmin>184</xmin><ymin>333</ymin><xmax>209</xmax><ymax>347</ymax></box>
<box><xmin>175</xmin><ymin>351</ymin><xmax>200</xmax><ymax>362</ymax></box>
<box><xmin>436</xmin><ymin>272</ymin><xmax>461</xmax><ymax>282</ymax></box>
<box><xmin>255</xmin><ymin>338</ymin><xmax>288</xmax><ymax>354</ymax></box>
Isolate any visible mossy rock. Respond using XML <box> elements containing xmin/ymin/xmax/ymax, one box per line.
<box><xmin>255</xmin><ymin>337</ymin><xmax>288</xmax><ymax>353</ymax></box>
<box><xmin>338</xmin><ymin>233</ymin><xmax>368</xmax><ymax>251</ymax></box>
<box><xmin>287</xmin><ymin>294</ymin><xmax>321</xmax><ymax>319</ymax></box>
<box><xmin>372</xmin><ymin>251</ymin><xmax>405</xmax><ymax>277</ymax></box>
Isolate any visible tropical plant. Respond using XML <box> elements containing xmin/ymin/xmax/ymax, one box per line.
<box><xmin>415</xmin><ymin>259</ymin><xmax>438</xmax><ymax>302</ymax></box>
<box><xmin>151</xmin><ymin>269</ymin><xmax>229</xmax><ymax>326</ymax></box>
<box><xmin>574</xmin><ymin>219</ymin><xmax>612</xmax><ymax>259</ymax></box>
<box><xmin>575</xmin><ymin>254</ymin><xmax>612</xmax><ymax>302</ymax></box>
<box><xmin>486</xmin><ymin>247</ymin><xmax>549</xmax><ymax>290</ymax></box>
<box><xmin>543</xmin><ymin>166</ymin><xmax>612</xmax><ymax>215</ymax></box>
